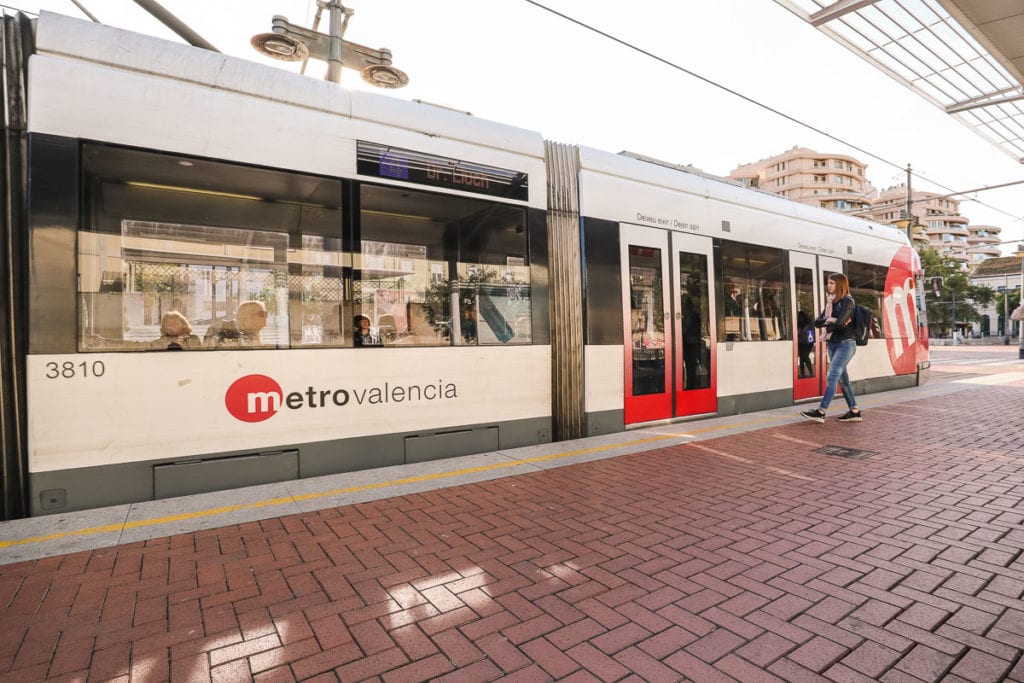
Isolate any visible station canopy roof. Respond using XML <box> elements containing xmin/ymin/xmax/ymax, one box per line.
<box><xmin>773</xmin><ymin>0</ymin><xmax>1024</xmax><ymax>164</ymax></box>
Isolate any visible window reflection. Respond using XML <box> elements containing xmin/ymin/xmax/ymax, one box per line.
<box><xmin>79</xmin><ymin>144</ymin><xmax>343</xmax><ymax>352</ymax></box>
<box><xmin>679</xmin><ymin>253</ymin><xmax>710</xmax><ymax>390</ymax></box>
<box><xmin>77</xmin><ymin>144</ymin><xmax>532</xmax><ymax>352</ymax></box>
<box><xmin>629</xmin><ymin>246</ymin><xmax>665</xmax><ymax>395</ymax></box>
<box><xmin>719</xmin><ymin>242</ymin><xmax>789</xmax><ymax>343</ymax></box>
<box><xmin>79</xmin><ymin>222</ymin><xmax>289</xmax><ymax>351</ymax></box>
<box><xmin>288</xmin><ymin>234</ymin><xmax>348</xmax><ymax>347</ymax></box>
<box><xmin>795</xmin><ymin>266</ymin><xmax>816</xmax><ymax>378</ymax></box>
<box><xmin>848</xmin><ymin>261</ymin><xmax>885</xmax><ymax>339</ymax></box>
<box><xmin>357</xmin><ymin>185</ymin><xmax>531</xmax><ymax>347</ymax></box>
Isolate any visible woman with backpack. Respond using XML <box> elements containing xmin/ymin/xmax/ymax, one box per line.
<box><xmin>800</xmin><ymin>273</ymin><xmax>862</xmax><ymax>423</ymax></box>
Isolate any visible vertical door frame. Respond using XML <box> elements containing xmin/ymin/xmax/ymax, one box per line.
<box><xmin>791</xmin><ymin>253</ymin><xmax>844</xmax><ymax>401</ymax></box>
<box><xmin>620</xmin><ymin>224</ymin><xmax>672</xmax><ymax>424</ymax></box>
<box><xmin>669</xmin><ymin>231</ymin><xmax>717</xmax><ymax>417</ymax></box>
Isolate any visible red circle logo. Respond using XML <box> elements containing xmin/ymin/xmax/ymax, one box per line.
<box><xmin>225</xmin><ymin>374</ymin><xmax>283</xmax><ymax>423</ymax></box>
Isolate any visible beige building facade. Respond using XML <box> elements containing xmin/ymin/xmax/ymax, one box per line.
<box><xmin>966</xmin><ymin>225</ymin><xmax>1004</xmax><ymax>265</ymax></box>
<box><xmin>728</xmin><ymin>147</ymin><xmax>875</xmax><ymax>213</ymax></box>
<box><xmin>968</xmin><ymin>255</ymin><xmax>1021</xmax><ymax>338</ymax></box>
<box><xmin>729</xmin><ymin>148</ymin><xmax>1005</xmax><ymax>270</ymax></box>
<box><xmin>866</xmin><ymin>185</ymin><xmax>969</xmax><ymax>265</ymax></box>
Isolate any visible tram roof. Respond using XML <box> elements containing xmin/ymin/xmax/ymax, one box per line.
<box><xmin>32</xmin><ymin>11</ymin><xmax>546</xmax><ymax>162</ymax></box>
<box><xmin>579</xmin><ymin>144</ymin><xmax>907</xmax><ymax>245</ymax></box>
<box><xmin>773</xmin><ymin>0</ymin><xmax>1024</xmax><ymax>164</ymax></box>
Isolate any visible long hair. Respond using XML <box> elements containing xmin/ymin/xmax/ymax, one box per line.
<box><xmin>828</xmin><ymin>273</ymin><xmax>850</xmax><ymax>299</ymax></box>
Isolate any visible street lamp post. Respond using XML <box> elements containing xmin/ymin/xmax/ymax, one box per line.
<box><xmin>1017</xmin><ymin>242</ymin><xmax>1024</xmax><ymax>360</ymax></box>
<box><xmin>893</xmin><ymin>213</ymin><xmax>924</xmax><ymax>245</ymax></box>
<box><xmin>1006</xmin><ymin>274</ymin><xmax>1010</xmax><ymax>344</ymax></box>
<box><xmin>951</xmin><ymin>288</ymin><xmax>957</xmax><ymax>344</ymax></box>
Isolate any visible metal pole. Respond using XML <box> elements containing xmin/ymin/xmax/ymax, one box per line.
<box><xmin>300</xmin><ymin>5</ymin><xmax>324</xmax><ymax>75</ymax></box>
<box><xmin>951</xmin><ymin>288</ymin><xmax>956</xmax><ymax>345</ymax></box>
<box><xmin>326</xmin><ymin>0</ymin><xmax>345</xmax><ymax>83</ymax></box>
<box><xmin>1006</xmin><ymin>274</ymin><xmax>1010</xmax><ymax>344</ymax></box>
<box><xmin>1019</xmin><ymin>255</ymin><xmax>1024</xmax><ymax>359</ymax></box>
<box><xmin>132</xmin><ymin>0</ymin><xmax>220</xmax><ymax>51</ymax></box>
<box><xmin>905</xmin><ymin>163</ymin><xmax>913</xmax><ymax>243</ymax></box>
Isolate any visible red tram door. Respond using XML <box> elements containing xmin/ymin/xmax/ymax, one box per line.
<box><xmin>791</xmin><ymin>254</ymin><xmax>842</xmax><ymax>401</ymax></box>
<box><xmin>622</xmin><ymin>226</ymin><xmax>716</xmax><ymax>424</ymax></box>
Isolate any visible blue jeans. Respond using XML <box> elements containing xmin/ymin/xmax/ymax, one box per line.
<box><xmin>820</xmin><ymin>339</ymin><xmax>857</xmax><ymax>411</ymax></box>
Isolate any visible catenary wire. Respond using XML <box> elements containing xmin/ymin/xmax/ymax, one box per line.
<box><xmin>521</xmin><ymin>0</ymin><xmax>1023</xmax><ymax>226</ymax></box>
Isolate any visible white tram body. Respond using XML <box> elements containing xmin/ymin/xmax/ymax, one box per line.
<box><xmin>0</xmin><ymin>12</ymin><xmax>928</xmax><ymax>517</ymax></box>
<box><xmin>572</xmin><ymin>148</ymin><xmax>924</xmax><ymax>431</ymax></box>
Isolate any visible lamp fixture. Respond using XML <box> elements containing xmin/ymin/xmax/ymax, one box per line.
<box><xmin>251</xmin><ymin>32</ymin><xmax>309</xmax><ymax>62</ymax></box>
<box><xmin>361</xmin><ymin>64</ymin><xmax>409</xmax><ymax>89</ymax></box>
<box><xmin>892</xmin><ymin>212</ymin><xmax>925</xmax><ymax>242</ymax></box>
<box><xmin>251</xmin><ymin>2</ymin><xmax>408</xmax><ymax>88</ymax></box>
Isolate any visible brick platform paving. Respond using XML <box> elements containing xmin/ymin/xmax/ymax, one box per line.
<box><xmin>2</xmin><ymin>373</ymin><xmax>1024</xmax><ymax>681</ymax></box>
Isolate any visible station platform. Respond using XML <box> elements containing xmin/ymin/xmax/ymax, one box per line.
<box><xmin>2</xmin><ymin>346</ymin><xmax>1023</xmax><ymax>682</ymax></box>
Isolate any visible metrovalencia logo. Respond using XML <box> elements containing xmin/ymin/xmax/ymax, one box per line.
<box><xmin>882</xmin><ymin>245</ymin><xmax>926</xmax><ymax>375</ymax></box>
<box><xmin>224</xmin><ymin>374</ymin><xmax>459</xmax><ymax>423</ymax></box>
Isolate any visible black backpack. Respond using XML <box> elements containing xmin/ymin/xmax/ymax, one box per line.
<box><xmin>851</xmin><ymin>304</ymin><xmax>872</xmax><ymax>346</ymax></box>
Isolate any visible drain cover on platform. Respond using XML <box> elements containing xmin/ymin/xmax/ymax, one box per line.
<box><xmin>814</xmin><ymin>445</ymin><xmax>877</xmax><ymax>460</ymax></box>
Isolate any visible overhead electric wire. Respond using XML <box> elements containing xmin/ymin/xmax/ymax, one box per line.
<box><xmin>522</xmin><ymin>0</ymin><xmax>1024</xmax><ymax>225</ymax></box>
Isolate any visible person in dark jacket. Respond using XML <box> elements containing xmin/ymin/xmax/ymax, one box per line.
<box><xmin>796</xmin><ymin>310</ymin><xmax>815</xmax><ymax>378</ymax></box>
<box><xmin>353</xmin><ymin>315</ymin><xmax>382</xmax><ymax>347</ymax></box>
<box><xmin>800</xmin><ymin>273</ymin><xmax>862</xmax><ymax>423</ymax></box>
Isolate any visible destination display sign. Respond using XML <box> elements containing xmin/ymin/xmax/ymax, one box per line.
<box><xmin>357</xmin><ymin>141</ymin><xmax>529</xmax><ymax>201</ymax></box>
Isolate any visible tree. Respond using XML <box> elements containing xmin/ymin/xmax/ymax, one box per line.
<box><xmin>918</xmin><ymin>247</ymin><xmax>993</xmax><ymax>336</ymax></box>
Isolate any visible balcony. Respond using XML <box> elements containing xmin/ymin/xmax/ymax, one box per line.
<box><xmin>966</xmin><ymin>244</ymin><xmax>999</xmax><ymax>258</ymax></box>
<box><xmin>929</xmin><ymin>225</ymin><xmax>970</xmax><ymax>239</ymax></box>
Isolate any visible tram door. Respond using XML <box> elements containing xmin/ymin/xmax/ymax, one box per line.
<box><xmin>622</xmin><ymin>225</ymin><xmax>717</xmax><ymax>424</ymax></box>
<box><xmin>791</xmin><ymin>253</ymin><xmax>843</xmax><ymax>400</ymax></box>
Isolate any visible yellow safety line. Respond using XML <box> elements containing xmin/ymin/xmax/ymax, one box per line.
<box><xmin>0</xmin><ymin>415</ymin><xmax>791</xmax><ymax>549</ymax></box>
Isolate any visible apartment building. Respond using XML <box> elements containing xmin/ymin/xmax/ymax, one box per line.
<box><xmin>966</xmin><ymin>225</ymin><xmax>1004</xmax><ymax>266</ymax></box>
<box><xmin>866</xmin><ymin>185</ymin><xmax>970</xmax><ymax>264</ymax></box>
<box><xmin>728</xmin><ymin>147</ymin><xmax>1009</xmax><ymax>269</ymax></box>
<box><xmin>728</xmin><ymin>146</ymin><xmax>875</xmax><ymax>213</ymax></box>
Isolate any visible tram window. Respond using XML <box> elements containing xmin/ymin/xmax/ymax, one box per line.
<box><xmin>794</xmin><ymin>267</ymin><xmax>816</xmax><ymax>378</ymax></box>
<box><xmin>288</xmin><ymin>232</ymin><xmax>350</xmax><ymax>348</ymax></box>
<box><xmin>718</xmin><ymin>242</ymin><xmax>788</xmax><ymax>342</ymax></box>
<box><xmin>357</xmin><ymin>184</ymin><xmax>531</xmax><ymax>347</ymax></box>
<box><xmin>629</xmin><ymin>247</ymin><xmax>665</xmax><ymax>395</ymax></box>
<box><xmin>679</xmin><ymin>253</ymin><xmax>710</xmax><ymax>390</ymax></box>
<box><xmin>80</xmin><ymin>222</ymin><xmax>291</xmax><ymax>350</ymax></box>
<box><xmin>78</xmin><ymin>144</ymin><xmax>345</xmax><ymax>351</ymax></box>
<box><xmin>847</xmin><ymin>261</ymin><xmax>885</xmax><ymax>339</ymax></box>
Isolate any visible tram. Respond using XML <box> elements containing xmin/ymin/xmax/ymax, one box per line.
<box><xmin>0</xmin><ymin>12</ymin><xmax>928</xmax><ymax>518</ymax></box>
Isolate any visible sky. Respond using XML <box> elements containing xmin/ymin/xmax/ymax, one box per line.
<box><xmin>7</xmin><ymin>0</ymin><xmax>1024</xmax><ymax>254</ymax></box>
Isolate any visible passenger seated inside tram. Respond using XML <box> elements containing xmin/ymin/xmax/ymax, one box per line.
<box><xmin>353</xmin><ymin>314</ymin><xmax>382</xmax><ymax>347</ymax></box>
<box><xmin>204</xmin><ymin>300</ymin><xmax>268</xmax><ymax>348</ymax></box>
<box><xmin>150</xmin><ymin>310</ymin><xmax>201</xmax><ymax>350</ymax></box>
